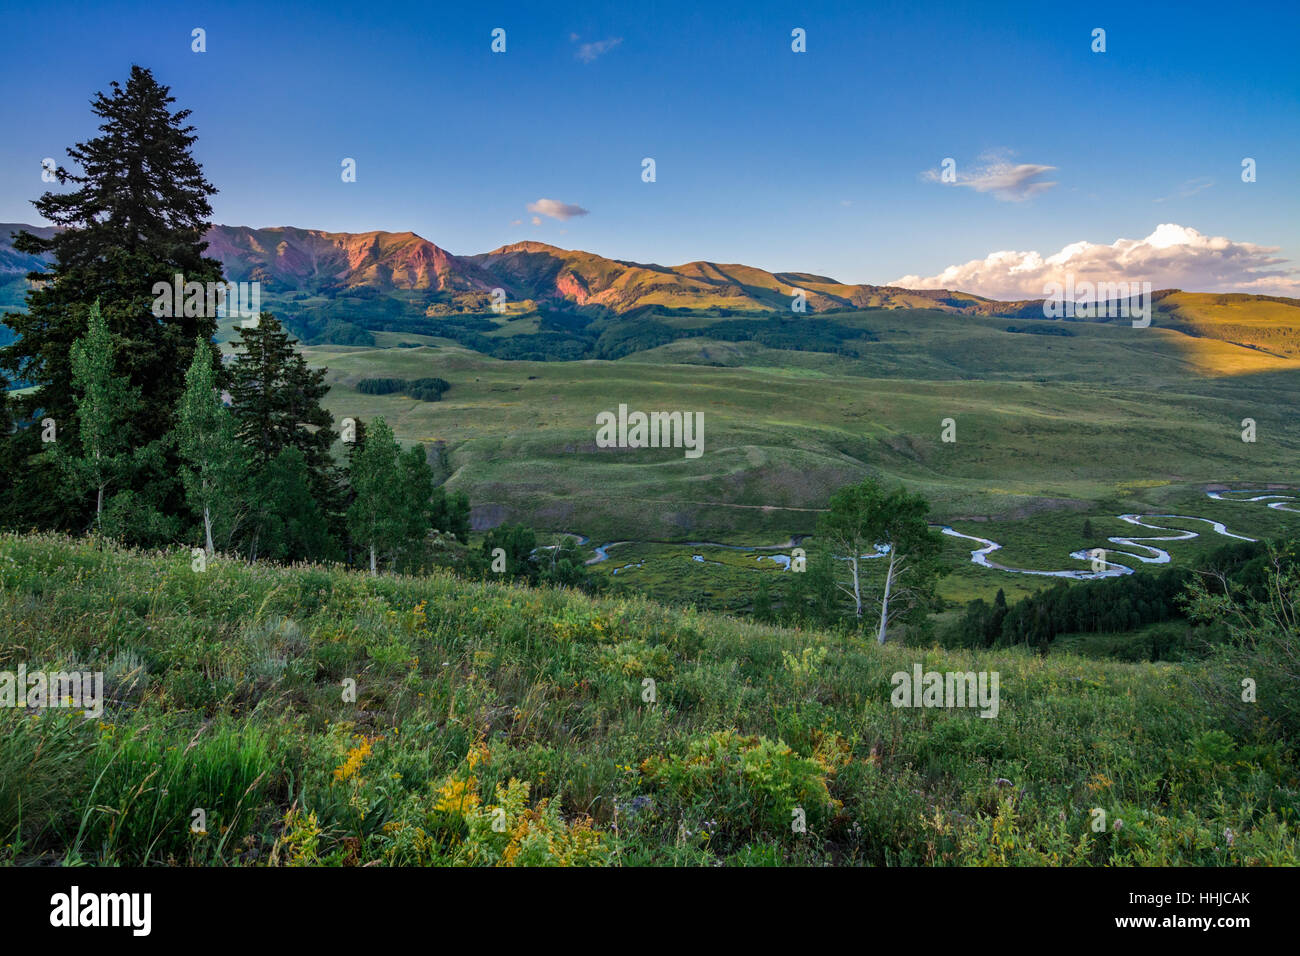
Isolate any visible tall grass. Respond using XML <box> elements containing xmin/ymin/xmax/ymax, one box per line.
<box><xmin>1</xmin><ymin>531</ymin><xmax>1295</xmax><ymax>865</ymax></box>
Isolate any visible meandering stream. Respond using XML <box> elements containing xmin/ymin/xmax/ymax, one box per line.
<box><xmin>563</xmin><ymin>489</ymin><xmax>1295</xmax><ymax>578</ymax></box>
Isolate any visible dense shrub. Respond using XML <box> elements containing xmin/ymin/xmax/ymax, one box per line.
<box><xmin>356</xmin><ymin>376</ymin><xmax>450</xmax><ymax>401</ymax></box>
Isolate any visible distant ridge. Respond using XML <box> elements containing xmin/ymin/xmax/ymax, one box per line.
<box><xmin>4</xmin><ymin>223</ymin><xmax>1299</xmax><ymax>325</ymax></box>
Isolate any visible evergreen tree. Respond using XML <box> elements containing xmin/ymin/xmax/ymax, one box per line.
<box><xmin>346</xmin><ymin>417</ymin><xmax>406</xmax><ymax>574</ymax></box>
<box><xmin>176</xmin><ymin>336</ymin><xmax>247</xmax><ymax>554</ymax></box>
<box><xmin>340</xmin><ymin>417</ymin><xmax>369</xmax><ymax>565</ymax></box>
<box><xmin>247</xmin><ymin>447</ymin><xmax>334</xmax><ymax>563</ymax></box>
<box><xmin>0</xmin><ymin>379</ymin><xmax>15</xmax><ymax>515</ymax></box>
<box><xmin>228</xmin><ymin>313</ymin><xmax>337</xmax><ymax>506</ymax></box>
<box><xmin>1082</xmin><ymin>518</ymin><xmax>1095</xmax><ymax>540</ymax></box>
<box><xmin>2</xmin><ymin>66</ymin><xmax>222</xmax><ymax>479</ymax></box>
<box><xmin>988</xmin><ymin>587</ymin><xmax>1009</xmax><ymax>645</ymax></box>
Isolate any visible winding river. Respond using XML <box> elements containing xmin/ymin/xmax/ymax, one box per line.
<box><xmin>564</xmin><ymin>489</ymin><xmax>1296</xmax><ymax>579</ymax></box>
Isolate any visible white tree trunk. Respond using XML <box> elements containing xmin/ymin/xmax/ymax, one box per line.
<box><xmin>877</xmin><ymin>551</ymin><xmax>897</xmax><ymax>644</ymax></box>
<box><xmin>96</xmin><ymin>484</ymin><xmax>104</xmax><ymax>524</ymax></box>
<box><xmin>369</xmin><ymin>543</ymin><xmax>377</xmax><ymax>575</ymax></box>
<box><xmin>203</xmin><ymin>504</ymin><xmax>215</xmax><ymax>556</ymax></box>
<box><xmin>850</xmin><ymin>555</ymin><xmax>862</xmax><ymax>617</ymax></box>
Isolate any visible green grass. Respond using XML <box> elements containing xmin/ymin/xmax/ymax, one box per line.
<box><xmin>1</xmin><ymin>531</ymin><xmax>1295</xmax><ymax>865</ymax></box>
<box><xmin>290</xmin><ymin>308</ymin><xmax>1299</xmax><ymax>612</ymax></box>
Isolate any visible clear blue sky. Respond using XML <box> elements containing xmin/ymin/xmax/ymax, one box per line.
<box><xmin>1</xmin><ymin>0</ymin><xmax>1297</xmax><ymax>288</ymax></box>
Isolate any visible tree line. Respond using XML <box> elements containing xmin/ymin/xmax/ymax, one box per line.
<box><xmin>940</xmin><ymin>538</ymin><xmax>1290</xmax><ymax>651</ymax></box>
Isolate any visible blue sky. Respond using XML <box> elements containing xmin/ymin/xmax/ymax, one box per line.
<box><xmin>1</xmin><ymin>0</ymin><xmax>1297</xmax><ymax>293</ymax></box>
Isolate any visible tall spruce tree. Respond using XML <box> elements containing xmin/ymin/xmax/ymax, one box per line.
<box><xmin>1</xmin><ymin>65</ymin><xmax>223</xmax><ymax>496</ymax></box>
<box><xmin>430</xmin><ymin>486</ymin><xmax>471</xmax><ymax>543</ymax></box>
<box><xmin>341</xmin><ymin>417</ymin><xmax>369</xmax><ymax>565</ymax></box>
<box><xmin>227</xmin><ymin>313</ymin><xmax>337</xmax><ymax>507</ymax></box>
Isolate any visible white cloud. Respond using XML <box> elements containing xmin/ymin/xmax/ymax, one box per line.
<box><xmin>574</xmin><ymin>36</ymin><xmax>622</xmax><ymax>63</ymax></box>
<box><xmin>924</xmin><ymin>150</ymin><xmax>1057</xmax><ymax>202</ymax></box>
<box><xmin>890</xmin><ymin>224</ymin><xmax>1300</xmax><ymax>299</ymax></box>
<box><xmin>527</xmin><ymin>198</ymin><xmax>589</xmax><ymax>221</ymax></box>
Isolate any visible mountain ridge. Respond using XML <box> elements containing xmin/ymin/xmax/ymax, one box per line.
<box><xmin>0</xmin><ymin>222</ymin><xmax>1036</xmax><ymax>315</ymax></box>
<box><xmin>5</xmin><ymin>223</ymin><xmax>1300</xmax><ymax>328</ymax></box>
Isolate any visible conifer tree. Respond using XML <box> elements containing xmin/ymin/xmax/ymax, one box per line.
<box><xmin>228</xmin><ymin>313</ymin><xmax>337</xmax><ymax>505</ymax></box>
<box><xmin>2</xmin><ymin>65</ymin><xmax>222</xmax><ymax>467</ymax></box>
<box><xmin>430</xmin><ymin>486</ymin><xmax>471</xmax><ymax>543</ymax></box>
<box><xmin>0</xmin><ymin>379</ymin><xmax>16</xmax><ymax>520</ymax></box>
<box><xmin>246</xmin><ymin>447</ymin><xmax>334</xmax><ymax>563</ymax></box>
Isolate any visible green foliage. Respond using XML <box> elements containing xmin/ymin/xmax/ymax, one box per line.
<box><xmin>641</xmin><ymin>730</ymin><xmax>834</xmax><ymax>841</ymax></box>
<box><xmin>0</xmin><ymin>530</ymin><xmax>1296</xmax><ymax>866</ymax></box>
<box><xmin>1185</xmin><ymin>543</ymin><xmax>1300</xmax><ymax>748</ymax></box>
<box><xmin>429</xmin><ymin>487</ymin><xmax>470</xmax><ymax>543</ymax></box>
<box><xmin>46</xmin><ymin>301</ymin><xmax>172</xmax><ymax>541</ymax></box>
<box><xmin>67</xmin><ymin>302</ymin><xmax>135</xmax><ymax>512</ymax></box>
<box><xmin>944</xmin><ymin>539</ymin><xmax>1266</xmax><ymax>653</ymax></box>
<box><xmin>1</xmin><ymin>66</ymin><xmax>222</xmax><ymax>516</ymax></box>
<box><xmin>73</xmin><ymin>720</ymin><xmax>279</xmax><ymax>865</ymax></box>
<box><xmin>247</xmin><ymin>448</ymin><xmax>336</xmax><ymax>563</ymax></box>
<box><xmin>538</xmin><ymin>537</ymin><xmax>602</xmax><ymax>592</ymax></box>
<box><xmin>177</xmin><ymin>335</ymin><xmax>247</xmax><ymax>553</ymax></box>
<box><xmin>479</xmin><ymin>524</ymin><xmax>538</xmax><ymax>582</ymax></box>
<box><xmin>356</xmin><ymin>376</ymin><xmax>450</xmax><ymax>401</ymax></box>
<box><xmin>815</xmin><ymin>477</ymin><xmax>944</xmax><ymax>641</ymax></box>
<box><xmin>0</xmin><ymin>709</ymin><xmax>97</xmax><ymax>854</ymax></box>
<box><xmin>228</xmin><ymin>313</ymin><xmax>336</xmax><ymax>495</ymax></box>
<box><xmin>346</xmin><ymin>417</ymin><xmax>409</xmax><ymax>573</ymax></box>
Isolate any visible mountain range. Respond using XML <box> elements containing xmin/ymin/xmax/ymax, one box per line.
<box><xmin>3</xmin><ymin>223</ymin><xmax>1043</xmax><ymax>316</ymax></box>
<box><xmin>5</xmin><ymin>224</ymin><xmax>1300</xmax><ymax>364</ymax></box>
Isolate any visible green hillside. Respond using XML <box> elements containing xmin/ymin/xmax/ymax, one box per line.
<box><xmin>1</xmin><ymin>532</ymin><xmax>1293</xmax><ymax>866</ymax></box>
<box><xmin>295</xmin><ymin>309</ymin><xmax>1300</xmax><ymax>567</ymax></box>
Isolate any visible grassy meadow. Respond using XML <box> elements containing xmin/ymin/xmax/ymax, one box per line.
<box><xmin>2</xmin><ymin>531</ymin><xmax>1295</xmax><ymax>866</ymax></box>
<box><xmin>282</xmin><ymin>305</ymin><xmax>1299</xmax><ymax>613</ymax></box>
